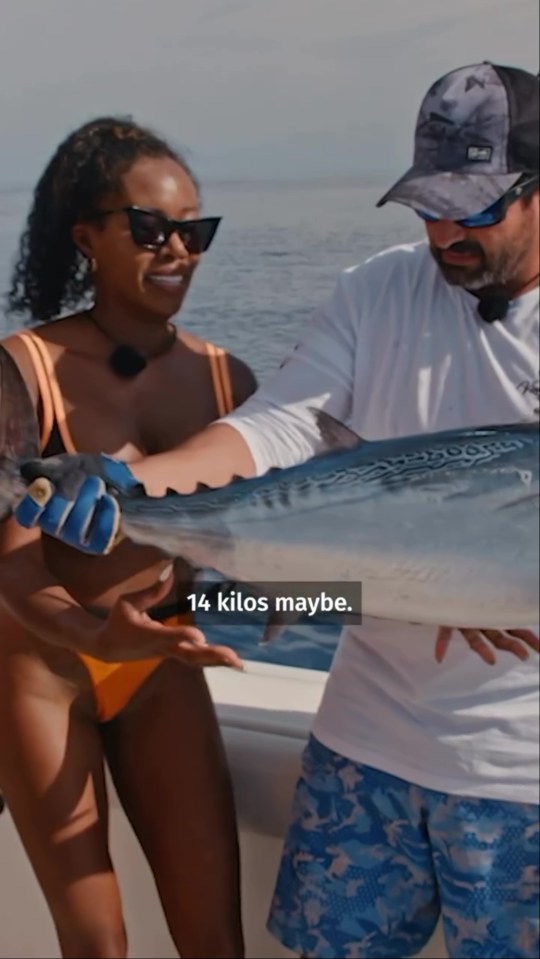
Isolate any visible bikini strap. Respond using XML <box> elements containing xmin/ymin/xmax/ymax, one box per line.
<box><xmin>14</xmin><ymin>331</ymin><xmax>55</xmax><ymax>453</ymax></box>
<box><xmin>14</xmin><ymin>331</ymin><xmax>76</xmax><ymax>454</ymax></box>
<box><xmin>17</xmin><ymin>331</ymin><xmax>232</xmax><ymax>451</ymax></box>
<box><xmin>206</xmin><ymin>343</ymin><xmax>234</xmax><ymax>417</ymax></box>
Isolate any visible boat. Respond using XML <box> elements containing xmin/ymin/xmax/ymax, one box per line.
<box><xmin>0</xmin><ymin>661</ymin><xmax>447</xmax><ymax>958</ymax></box>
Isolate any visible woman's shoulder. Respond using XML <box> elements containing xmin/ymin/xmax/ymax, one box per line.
<box><xmin>0</xmin><ymin>327</ymin><xmax>41</xmax><ymax>407</ymax></box>
<box><xmin>179</xmin><ymin>328</ymin><xmax>258</xmax><ymax>409</ymax></box>
<box><xmin>0</xmin><ymin>315</ymin><xmax>79</xmax><ymax>408</ymax></box>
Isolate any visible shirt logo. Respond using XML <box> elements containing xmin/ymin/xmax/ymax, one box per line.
<box><xmin>518</xmin><ymin>378</ymin><xmax>540</xmax><ymax>415</ymax></box>
<box><xmin>467</xmin><ymin>145</ymin><xmax>493</xmax><ymax>162</ymax></box>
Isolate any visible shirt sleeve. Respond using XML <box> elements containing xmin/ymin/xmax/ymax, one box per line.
<box><xmin>219</xmin><ymin>268</ymin><xmax>360</xmax><ymax>474</ymax></box>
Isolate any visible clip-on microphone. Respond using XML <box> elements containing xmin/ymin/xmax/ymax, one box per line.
<box><xmin>476</xmin><ymin>291</ymin><xmax>511</xmax><ymax>323</ymax></box>
<box><xmin>474</xmin><ymin>270</ymin><xmax>540</xmax><ymax>324</ymax></box>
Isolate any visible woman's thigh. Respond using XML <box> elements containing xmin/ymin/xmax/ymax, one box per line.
<box><xmin>0</xmin><ymin>614</ymin><xmax>125</xmax><ymax>957</ymax></box>
<box><xmin>102</xmin><ymin>658</ymin><xmax>244</xmax><ymax>958</ymax></box>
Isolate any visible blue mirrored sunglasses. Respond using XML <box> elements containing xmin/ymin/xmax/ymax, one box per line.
<box><xmin>415</xmin><ymin>175</ymin><xmax>539</xmax><ymax>228</ymax></box>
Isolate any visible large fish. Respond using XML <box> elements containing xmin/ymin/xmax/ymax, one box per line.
<box><xmin>1</xmin><ymin>341</ymin><xmax>538</xmax><ymax>629</ymax></box>
<box><xmin>22</xmin><ymin>421</ymin><xmax>540</xmax><ymax>631</ymax></box>
<box><xmin>113</xmin><ymin>415</ymin><xmax>539</xmax><ymax>629</ymax></box>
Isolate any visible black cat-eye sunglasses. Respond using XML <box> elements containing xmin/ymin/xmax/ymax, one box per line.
<box><xmin>86</xmin><ymin>205</ymin><xmax>222</xmax><ymax>253</ymax></box>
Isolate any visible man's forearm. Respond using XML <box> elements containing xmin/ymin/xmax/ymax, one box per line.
<box><xmin>130</xmin><ymin>423</ymin><xmax>257</xmax><ymax>496</ymax></box>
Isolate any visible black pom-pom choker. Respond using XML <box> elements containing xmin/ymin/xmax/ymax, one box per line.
<box><xmin>86</xmin><ymin>310</ymin><xmax>177</xmax><ymax>377</ymax></box>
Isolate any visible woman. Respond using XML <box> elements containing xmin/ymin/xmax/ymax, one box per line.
<box><xmin>0</xmin><ymin>116</ymin><xmax>257</xmax><ymax>958</ymax></box>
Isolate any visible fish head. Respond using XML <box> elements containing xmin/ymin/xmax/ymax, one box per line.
<box><xmin>0</xmin><ymin>345</ymin><xmax>40</xmax><ymax>521</ymax></box>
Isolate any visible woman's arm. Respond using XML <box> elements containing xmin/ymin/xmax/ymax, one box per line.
<box><xmin>0</xmin><ymin>520</ymin><xmax>242</xmax><ymax>668</ymax></box>
<box><xmin>0</xmin><ymin>517</ymin><xmax>104</xmax><ymax>652</ymax></box>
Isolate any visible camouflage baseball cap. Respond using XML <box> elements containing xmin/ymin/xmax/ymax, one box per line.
<box><xmin>377</xmin><ymin>62</ymin><xmax>539</xmax><ymax>219</ymax></box>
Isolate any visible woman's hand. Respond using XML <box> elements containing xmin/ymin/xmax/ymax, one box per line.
<box><xmin>90</xmin><ymin>569</ymin><xmax>244</xmax><ymax>670</ymax></box>
<box><xmin>435</xmin><ymin>626</ymin><xmax>540</xmax><ymax>665</ymax></box>
<box><xmin>15</xmin><ymin>454</ymin><xmax>134</xmax><ymax>555</ymax></box>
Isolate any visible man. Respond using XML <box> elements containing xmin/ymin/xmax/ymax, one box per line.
<box><xmin>15</xmin><ymin>62</ymin><xmax>540</xmax><ymax>959</ymax></box>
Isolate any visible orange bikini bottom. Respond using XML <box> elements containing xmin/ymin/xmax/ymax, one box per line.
<box><xmin>78</xmin><ymin>610</ymin><xmax>191</xmax><ymax>723</ymax></box>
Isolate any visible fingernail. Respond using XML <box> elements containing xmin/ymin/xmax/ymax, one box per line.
<box><xmin>159</xmin><ymin>564</ymin><xmax>173</xmax><ymax>582</ymax></box>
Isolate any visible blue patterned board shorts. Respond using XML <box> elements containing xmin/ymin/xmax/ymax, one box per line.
<box><xmin>267</xmin><ymin>735</ymin><xmax>539</xmax><ymax>959</ymax></box>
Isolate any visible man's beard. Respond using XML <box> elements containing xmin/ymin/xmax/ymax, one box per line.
<box><xmin>429</xmin><ymin>235</ymin><xmax>530</xmax><ymax>292</ymax></box>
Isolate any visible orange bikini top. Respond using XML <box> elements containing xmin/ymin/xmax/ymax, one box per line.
<box><xmin>14</xmin><ymin>330</ymin><xmax>235</xmax><ymax>456</ymax></box>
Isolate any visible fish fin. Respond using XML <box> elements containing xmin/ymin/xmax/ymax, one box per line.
<box><xmin>165</xmin><ymin>475</ymin><xmax>252</xmax><ymax>497</ymax></box>
<box><xmin>200</xmin><ymin>579</ymin><xmax>283</xmax><ymax>639</ymax></box>
<box><xmin>309</xmin><ymin>407</ymin><xmax>364</xmax><ymax>450</ymax></box>
<box><xmin>164</xmin><ymin>482</ymin><xmax>214</xmax><ymax>495</ymax></box>
<box><xmin>204</xmin><ymin>577</ymin><xmax>236</xmax><ymax>604</ymax></box>
<box><xmin>259</xmin><ymin>606</ymin><xmax>303</xmax><ymax>645</ymax></box>
<box><xmin>163</xmin><ymin>482</ymin><xmax>214</xmax><ymax>496</ymax></box>
<box><xmin>193</xmin><ymin>476</ymin><xmax>246</xmax><ymax>494</ymax></box>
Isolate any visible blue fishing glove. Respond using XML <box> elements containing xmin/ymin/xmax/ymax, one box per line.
<box><xmin>14</xmin><ymin>453</ymin><xmax>141</xmax><ymax>555</ymax></box>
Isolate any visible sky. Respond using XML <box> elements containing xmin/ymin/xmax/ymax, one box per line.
<box><xmin>0</xmin><ymin>0</ymin><xmax>538</xmax><ymax>186</ymax></box>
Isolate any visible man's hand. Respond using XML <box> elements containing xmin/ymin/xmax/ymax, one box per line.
<box><xmin>14</xmin><ymin>453</ymin><xmax>140</xmax><ymax>554</ymax></box>
<box><xmin>435</xmin><ymin>626</ymin><xmax>540</xmax><ymax>665</ymax></box>
<box><xmin>90</xmin><ymin>569</ymin><xmax>244</xmax><ymax>670</ymax></box>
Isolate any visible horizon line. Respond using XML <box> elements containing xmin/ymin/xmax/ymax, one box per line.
<box><xmin>0</xmin><ymin>170</ymin><xmax>402</xmax><ymax>194</ymax></box>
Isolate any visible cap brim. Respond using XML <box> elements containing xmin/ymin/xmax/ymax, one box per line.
<box><xmin>376</xmin><ymin>168</ymin><xmax>522</xmax><ymax>219</ymax></box>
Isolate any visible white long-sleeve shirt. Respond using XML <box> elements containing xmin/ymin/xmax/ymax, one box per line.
<box><xmin>221</xmin><ymin>240</ymin><xmax>539</xmax><ymax>803</ymax></box>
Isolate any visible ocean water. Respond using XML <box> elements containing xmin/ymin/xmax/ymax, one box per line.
<box><xmin>0</xmin><ymin>176</ymin><xmax>423</xmax><ymax>671</ymax></box>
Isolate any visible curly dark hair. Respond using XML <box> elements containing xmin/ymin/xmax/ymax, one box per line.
<box><xmin>6</xmin><ymin>116</ymin><xmax>199</xmax><ymax>323</ymax></box>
